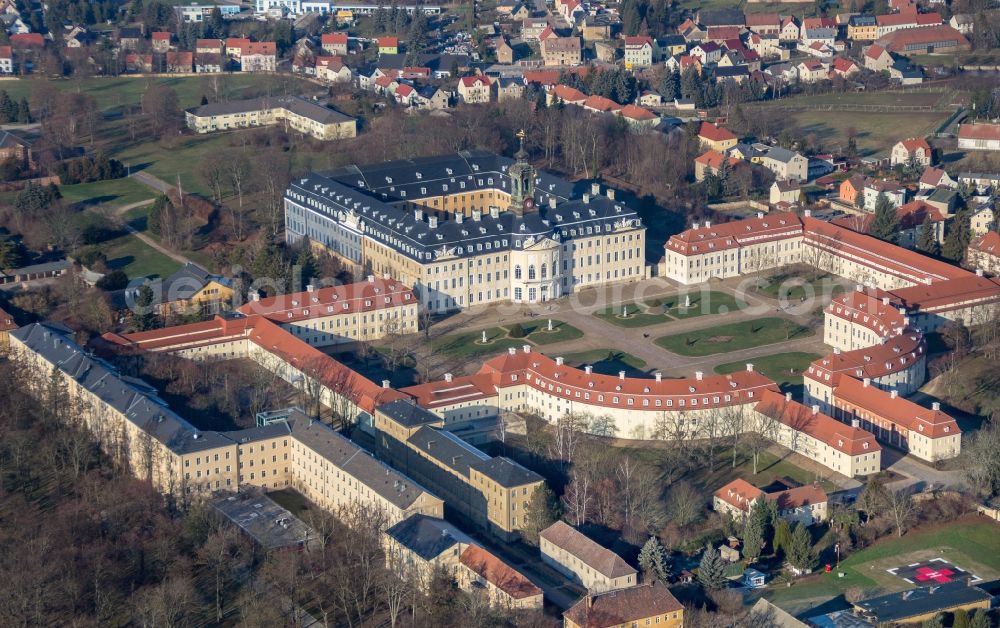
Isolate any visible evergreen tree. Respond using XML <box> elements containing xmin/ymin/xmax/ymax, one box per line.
<box><xmin>661</xmin><ymin>67</ymin><xmax>680</xmax><ymax>101</ymax></box>
<box><xmin>786</xmin><ymin>523</ymin><xmax>818</xmax><ymax>572</ymax></box>
<box><xmin>46</xmin><ymin>365</ymin><xmax>70</xmax><ymax>425</ymax></box>
<box><xmin>522</xmin><ymin>485</ymin><xmax>561</xmax><ymax>546</ymax></box>
<box><xmin>920</xmin><ymin>615</ymin><xmax>943</xmax><ymax>628</ymax></box>
<box><xmin>742</xmin><ymin>502</ymin><xmax>765</xmax><ymax>563</ymax></box>
<box><xmin>680</xmin><ymin>66</ymin><xmax>701</xmax><ymax>100</ymax></box>
<box><xmin>772</xmin><ymin>518</ymin><xmax>792</xmax><ymax>558</ymax></box>
<box><xmin>916</xmin><ymin>216</ymin><xmax>940</xmax><ymax>256</ymax></box>
<box><xmin>134</xmin><ymin>284</ymin><xmax>158</xmax><ymax>332</ymax></box>
<box><xmin>942</xmin><ymin>209</ymin><xmax>971</xmax><ymax>262</ymax></box>
<box><xmin>0</xmin><ymin>90</ymin><xmax>15</xmax><ymax>123</ymax></box>
<box><xmin>952</xmin><ymin>609</ymin><xmax>970</xmax><ymax>628</ymax></box>
<box><xmin>638</xmin><ymin>536</ymin><xmax>671</xmax><ymax>583</ymax></box>
<box><xmin>296</xmin><ymin>243</ymin><xmax>317</xmax><ymax>291</ymax></box>
<box><xmin>869</xmin><ymin>193</ymin><xmax>901</xmax><ymax>243</ymax></box>
<box><xmin>200</xmin><ymin>94</ymin><xmax>209</xmax><ymax>106</ymax></box>
<box><xmin>697</xmin><ymin>544</ymin><xmax>728</xmax><ymax>590</ymax></box>
<box><xmin>969</xmin><ymin>609</ymin><xmax>989</xmax><ymax>628</ymax></box>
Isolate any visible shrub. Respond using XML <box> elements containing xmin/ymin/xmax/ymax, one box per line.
<box><xmin>508</xmin><ymin>323</ymin><xmax>526</xmax><ymax>338</ymax></box>
<box><xmin>96</xmin><ymin>270</ymin><xmax>128</xmax><ymax>291</ymax></box>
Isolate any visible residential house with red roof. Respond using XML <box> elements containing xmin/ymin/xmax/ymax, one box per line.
<box><xmin>958</xmin><ymin>123</ymin><xmax>1000</xmax><ymax>152</ymax></box>
<box><xmin>458</xmin><ymin>545</ymin><xmax>544</xmax><ymax>609</ymax></box>
<box><xmin>377</xmin><ymin>36</ymin><xmax>398</xmax><ymax>54</ymax></box>
<box><xmin>9</xmin><ymin>33</ymin><xmax>44</xmax><ymax>50</ymax></box>
<box><xmin>457</xmin><ymin>75</ymin><xmax>492</xmax><ymax>104</ymax></box>
<box><xmin>833</xmin><ymin>199</ymin><xmax>946</xmax><ymax>249</ymax></box>
<box><xmin>918</xmin><ymin>167</ymin><xmax>956</xmax><ymax>190</ymax></box>
<box><xmin>797</xmin><ymin>58</ymin><xmax>829</xmax><ymax>82</ymax></box>
<box><xmin>714</xmin><ymin>478</ymin><xmax>829</xmax><ymax>525</ymax></box>
<box><xmin>315</xmin><ymin>56</ymin><xmax>351</xmax><ymax>83</ymax></box>
<box><xmin>968</xmin><ymin>231</ymin><xmax>1000</xmax><ymax>276</ymax></box>
<box><xmin>195</xmin><ymin>38</ymin><xmax>223</xmax><ymax>55</ymax></box>
<box><xmin>321</xmin><ymin>32</ymin><xmax>348</xmax><ymax>56</ymax></box>
<box><xmin>831</xmin><ymin>57</ymin><xmax>860</xmax><ymax>78</ymax></box>
<box><xmin>779</xmin><ymin>16</ymin><xmax>801</xmax><ymax>41</ymax></box>
<box><xmin>694</xmin><ymin>149</ymin><xmax>743</xmax><ymax>181</ymax></box>
<box><xmin>165</xmin><ymin>51</ymin><xmax>193</xmax><ymax>73</ymax></box>
<box><xmin>697</xmin><ymin>121</ymin><xmax>738</xmax><ymax>151</ymax></box>
<box><xmin>891</xmin><ymin>137</ymin><xmax>932</xmax><ymax>167</ymax></box>
<box><xmin>864</xmin><ymin>43</ymin><xmax>893</xmax><ymax>71</ymax></box>
<box><xmin>623</xmin><ymin>35</ymin><xmax>656</xmax><ymax>67</ymax></box>
<box><xmin>546</xmin><ymin>84</ymin><xmax>587</xmax><ymax>106</ymax></box>
<box><xmin>619</xmin><ymin>104</ymin><xmax>658</xmax><ymax>128</ymax></box>
<box><xmin>690</xmin><ymin>41</ymin><xmax>721</xmax><ymax>64</ymax></box>
<box><xmin>151</xmin><ymin>31</ymin><xmax>171</xmax><ymax>53</ymax></box>
<box><xmin>241</xmin><ymin>41</ymin><xmax>277</xmax><ymax>72</ymax></box>
<box><xmin>0</xmin><ymin>45</ymin><xmax>11</xmax><ymax>74</ymax></box>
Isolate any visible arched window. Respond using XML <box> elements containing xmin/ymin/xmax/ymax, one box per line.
<box><xmin>514</xmin><ymin>265</ymin><xmax>522</xmax><ymax>279</ymax></box>
<box><xmin>528</xmin><ymin>265</ymin><xmax>536</xmax><ymax>280</ymax></box>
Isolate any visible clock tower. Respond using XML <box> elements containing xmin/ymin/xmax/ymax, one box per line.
<box><xmin>508</xmin><ymin>129</ymin><xmax>536</xmax><ymax>216</ymax></box>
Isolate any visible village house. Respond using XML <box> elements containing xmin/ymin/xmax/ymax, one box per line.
<box><xmin>315</xmin><ymin>56</ymin><xmax>351</xmax><ymax>83</ymax></box>
<box><xmin>779</xmin><ymin>16</ymin><xmax>801</xmax><ymax>41</ymax></box>
<box><xmin>117</xmin><ymin>27</ymin><xmax>142</xmax><ymax>51</ymax></box>
<box><xmin>321</xmin><ymin>32</ymin><xmax>348</xmax><ymax>56</ymax></box>
<box><xmin>968</xmin><ymin>232</ymin><xmax>1000</xmax><ymax>275</ymax></box>
<box><xmin>624</xmin><ymin>35</ymin><xmax>656</xmax><ymax>68</ymax></box>
<box><xmin>689</xmin><ymin>41</ymin><xmax>721</xmax><ymax>65</ymax></box>
<box><xmin>0</xmin><ymin>45</ymin><xmax>11</xmax><ymax>74</ymax></box>
<box><xmin>891</xmin><ymin>137</ymin><xmax>932</xmax><ymax>167</ymax></box>
<box><xmin>864</xmin><ymin>179</ymin><xmax>907</xmax><ymax>210</ymax></box>
<box><xmin>970</xmin><ymin>204</ymin><xmax>995</xmax><ymax>235</ymax></box>
<box><xmin>759</xmin><ymin>146</ymin><xmax>810</xmax><ymax>181</ymax></box>
<box><xmin>770</xmin><ymin>180</ymin><xmax>801</xmax><ymax>205</ymax></box>
<box><xmin>797</xmin><ymin>59</ymin><xmax>829</xmax><ymax>83</ymax></box>
<box><xmin>196</xmin><ymin>38</ymin><xmax>223</xmax><ymax>55</ymax></box>
<box><xmin>694</xmin><ymin>150</ymin><xmax>745</xmax><ymax>181</ymax></box>
<box><xmin>713</xmin><ymin>478</ymin><xmax>829</xmax><ymax>525</ymax></box>
<box><xmin>195</xmin><ymin>53</ymin><xmax>223</xmax><ymax>73</ymax></box>
<box><xmin>378</xmin><ymin>36</ymin><xmax>398</xmax><ymax>55</ymax></box>
<box><xmin>541</xmin><ymin>35</ymin><xmax>581</xmax><ymax>66</ymax></box>
<box><xmin>495</xmin><ymin>38</ymin><xmax>514</xmax><ymax>64</ymax></box>
<box><xmin>240</xmin><ymin>41</ymin><xmax>277</xmax><ymax>72</ymax></box>
<box><xmin>919</xmin><ymin>167</ymin><xmax>956</xmax><ymax>190</ymax></box>
<box><xmin>831</xmin><ymin>57</ymin><xmax>860</xmax><ymax>78</ymax></box>
<box><xmin>563</xmin><ymin>583</ymin><xmax>684</xmax><ymax>628</ymax></box>
<box><xmin>697</xmin><ymin>121</ymin><xmax>738</xmax><ymax>151</ymax></box>
<box><xmin>839</xmin><ymin>174</ymin><xmax>867</xmax><ymax>206</ymax></box>
<box><xmin>0</xmin><ymin>130</ymin><xmax>32</xmax><ymax>169</ymax></box>
<box><xmin>457</xmin><ymin>75</ymin><xmax>492</xmax><ymax>104</ymax></box>
<box><xmin>539</xmin><ymin>521</ymin><xmax>637</xmax><ymax>593</ymax></box>
<box><xmin>496</xmin><ymin>78</ymin><xmax>523</xmax><ymax>102</ymax></box>
<box><xmin>151</xmin><ymin>31</ymin><xmax>171</xmax><ymax>53</ymax></box>
<box><xmin>659</xmin><ymin>34</ymin><xmax>687</xmax><ymax>56</ymax></box>
<box><xmin>848</xmin><ymin>14</ymin><xmax>878</xmax><ymax>41</ymax></box>
<box><xmin>958</xmin><ymin>123</ymin><xmax>1000</xmax><ymax>152</ymax></box>
<box><xmin>864</xmin><ymin>43</ymin><xmax>894</xmax><ymax>71</ymax></box>
<box><xmin>166</xmin><ymin>51</ymin><xmax>193</xmax><ymax>73</ymax></box>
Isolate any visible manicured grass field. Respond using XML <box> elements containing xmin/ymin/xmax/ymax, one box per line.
<box><xmin>715</xmin><ymin>351</ymin><xmax>822</xmax><ymax>391</ymax></box>
<box><xmin>757</xmin><ymin>272</ymin><xmax>847</xmax><ymax>302</ymax></box>
<box><xmin>560</xmin><ymin>349</ymin><xmax>647</xmax><ymax>376</ymax></box>
<box><xmin>593</xmin><ymin>291</ymin><xmax>746</xmax><ymax>327</ymax></box>
<box><xmin>102</xmin><ymin>231</ymin><xmax>182</xmax><ymax>280</ymax></box>
<box><xmin>431</xmin><ymin>320</ymin><xmax>583</xmax><ymax>358</ymax></box>
<box><xmin>789</xmin><ymin>110</ymin><xmax>951</xmax><ymax>156</ymax></box>
<box><xmin>766</xmin><ymin>518</ymin><xmax>1000</xmax><ymax>610</ymax></box>
<box><xmin>58</xmin><ymin>177</ymin><xmax>154</xmax><ymax>210</ymax></box>
<box><xmin>112</xmin><ymin>133</ymin><xmax>239</xmax><ymax>197</ymax></box>
<box><xmin>655</xmin><ymin>317</ymin><xmax>813</xmax><ymax>357</ymax></box>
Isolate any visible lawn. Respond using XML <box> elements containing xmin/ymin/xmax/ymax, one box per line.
<box><xmin>655</xmin><ymin>317</ymin><xmax>813</xmax><ymax>357</ymax></box>
<box><xmin>58</xmin><ymin>177</ymin><xmax>154</xmax><ymax>210</ymax></box>
<box><xmin>102</xmin><ymin>231</ymin><xmax>182</xmax><ymax>280</ymax></box>
<box><xmin>757</xmin><ymin>271</ymin><xmax>847</xmax><ymax>303</ymax></box>
<box><xmin>767</xmin><ymin>90</ymin><xmax>949</xmax><ymax>109</ymax></box>
<box><xmin>560</xmin><ymin>349</ymin><xmax>647</xmax><ymax>377</ymax></box>
<box><xmin>715</xmin><ymin>351</ymin><xmax>822</xmax><ymax>393</ymax></box>
<box><xmin>431</xmin><ymin>319</ymin><xmax>583</xmax><ymax>358</ymax></box>
<box><xmin>766</xmin><ymin>518</ymin><xmax>1000</xmax><ymax>611</ymax></box>
<box><xmin>593</xmin><ymin>291</ymin><xmax>746</xmax><ymax>327</ymax></box>
<box><xmin>788</xmin><ymin>110</ymin><xmax>951</xmax><ymax>156</ymax></box>
<box><xmin>111</xmin><ymin>132</ymin><xmax>241</xmax><ymax>197</ymax></box>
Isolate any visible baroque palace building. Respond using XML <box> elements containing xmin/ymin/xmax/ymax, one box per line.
<box><xmin>283</xmin><ymin>139</ymin><xmax>647</xmax><ymax>312</ymax></box>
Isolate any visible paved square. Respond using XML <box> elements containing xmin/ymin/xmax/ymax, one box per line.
<box><xmin>887</xmin><ymin>558</ymin><xmax>981</xmax><ymax>587</ymax></box>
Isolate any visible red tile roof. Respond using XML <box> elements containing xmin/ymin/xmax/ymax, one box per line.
<box><xmin>745</xmin><ymin>13</ymin><xmax>780</xmax><ymax>27</ymax></box>
<box><xmin>196</xmin><ymin>39</ymin><xmax>222</xmax><ymax>50</ymax></box>
<box><xmin>876</xmin><ymin>25</ymin><xmax>970</xmax><ymax>53</ymax></box>
<box><xmin>378</xmin><ymin>36</ymin><xmax>399</xmax><ymax>47</ymax></box>
<box><xmin>767</xmin><ymin>484</ymin><xmax>828</xmax><ymax>511</ymax></box>
<box><xmin>890</xmin><ymin>274</ymin><xmax>1000</xmax><ymax>313</ymax></box>
<box><xmin>831</xmin><ymin>200</ymin><xmax>944</xmax><ymax>234</ymax></box>
<box><xmin>834</xmin><ymin>376</ymin><xmax>959</xmax><ymax>439</ymax></box>
<box><xmin>919</xmin><ymin>167</ymin><xmax>949</xmax><ymax>187</ymax></box>
<box><xmin>166</xmin><ymin>51</ymin><xmax>193</xmax><ymax>66</ymax></box>
<box><xmin>583</xmin><ymin>94</ymin><xmax>621</xmax><ymax>112</ymax></box>
<box><xmin>755</xmin><ymin>388</ymin><xmax>881</xmax><ymax>456</ymax></box>
<box><xmin>620</xmin><ymin>104</ymin><xmax>657</xmax><ymax>121</ymax></box>
<box><xmin>806</xmin><ymin>326</ymin><xmax>925</xmax><ymax>387</ymax></box>
<box><xmin>550</xmin><ymin>84</ymin><xmax>586</xmax><ymax>102</ymax></box>
<box><xmin>898</xmin><ymin>137</ymin><xmax>931</xmax><ymax>153</ymax></box>
<box><xmin>0</xmin><ymin>305</ymin><xmax>16</xmax><ymax>332</ymax></box>
<box><xmin>971</xmin><ymin>231</ymin><xmax>1000</xmax><ymax>256</ymax></box>
<box><xmin>246</xmin><ymin>41</ymin><xmax>276</xmax><ymax>55</ymax></box>
<box><xmin>401</xmin><ymin>373</ymin><xmax>497</xmax><ymax>409</ymax></box>
<box><xmin>714</xmin><ymin>478</ymin><xmax>763</xmax><ymax>511</ymax></box>
<box><xmin>321</xmin><ymin>33</ymin><xmax>348</xmax><ymax>44</ymax></box>
<box><xmin>832</xmin><ymin>57</ymin><xmax>858</xmax><ymax>73</ymax></box>
<box><xmin>865</xmin><ymin>43</ymin><xmax>888</xmax><ymax>59</ymax></box>
<box><xmin>624</xmin><ymin>36</ymin><xmax>654</xmax><ymax>47</ymax></box>
<box><xmin>225</xmin><ymin>37</ymin><xmax>251</xmax><ymax>51</ymax></box>
<box><xmin>0</xmin><ymin>45</ymin><xmax>11</xmax><ymax>59</ymax></box>
<box><xmin>459</xmin><ymin>75</ymin><xmax>491</xmax><ymax>88</ymax></box>
<box><xmin>698</xmin><ymin>121</ymin><xmax>737</xmax><ymax>142</ymax></box>
<box><xmin>152</xmin><ymin>31</ymin><xmax>171</xmax><ymax>41</ymax></box>
<box><xmin>10</xmin><ymin>33</ymin><xmax>44</xmax><ymax>48</ymax></box>
<box><xmin>394</xmin><ymin>83</ymin><xmax>414</xmax><ymax>97</ymax></box>
<box><xmin>959</xmin><ymin>123</ymin><xmax>1000</xmax><ymax>142</ymax></box>
<box><xmin>459</xmin><ymin>546</ymin><xmax>542</xmax><ymax>600</ymax></box>
<box><xmin>666</xmin><ymin>212</ymin><xmax>801</xmax><ymax>256</ymax></box>
<box><xmin>237</xmin><ymin>279</ymin><xmax>414</xmax><ymax>324</ymax></box>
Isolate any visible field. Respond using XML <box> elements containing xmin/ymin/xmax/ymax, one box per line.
<box><xmin>790</xmin><ymin>110</ymin><xmax>951</xmax><ymax>156</ymax></box>
<box><xmin>757</xmin><ymin>271</ymin><xmax>847</xmax><ymax>302</ymax></box>
<box><xmin>431</xmin><ymin>319</ymin><xmax>583</xmax><ymax>358</ymax></box>
<box><xmin>101</xmin><ymin>230</ymin><xmax>182</xmax><ymax>279</ymax></box>
<box><xmin>58</xmin><ymin>177</ymin><xmax>154</xmax><ymax>210</ymax></box>
<box><xmin>766</xmin><ymin>518</ymin><xmax>1000</xmax><ymax>613</ymax></box>
<box><xmin>592</xmin><ymin>291</ymin><xmax>746</xmax><ymax>328</ymax></box>
<box><xmin>715</xmin><ymin>351</ymin><xmax>822</xmax><ymax>393</ymax></box>
<box><xmin>655</xmin><ymin>317</ymin><xmax>813</xmax><ymax>357</ymax></box>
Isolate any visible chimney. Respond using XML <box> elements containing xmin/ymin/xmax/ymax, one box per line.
<box><xmin>804</xmin><ymin>209</ymin><xmax>812</xmax><ymax>217</ymax></box>
<box><xmin>490</xmin><ymin>206</ymin><xmax>499</xmax><ymax>218</ymax></box>
<box><xmin>856</xmin><ymin>284</ymin><xmax>864</xmax><ymax>292</ymax></box>
<box><xmin>834</xmin><ymin>347</ymin><xmax>841</xmax><ymax>354</ymax></box>
<box><xmin>508</xmin><ymin>347</ymin><xmax>516</xmax><ymax>355</ymax></box>
<box><xmin>693</xmin><ymin>222</ymin><xmax>700</xmax><ymax>230</ymax></box>
<box><xmin>306</xmin><ymin>284</ymin><xmax>314</xmax><ymax>292</ymax></box>
<box><xmin>415</xmin><ymin>208</ymin><xmax>424</xmax><ymax>221</ymax></box>
<box><xmin>523</xmin><ymin>345</ymin><xmax>531</xmax><ymax>353</ymax></box>
<box><xmin>746</xmin><ymin>363</ymin><xmax>754</xmax><ymax>372</ymax></box>
<box><xmin>655</xmin><ymin>372</ymin><xmax>662</xmax><ymax>382</ymax></box>
<box><xmin>619</xmin><ymin>371</ymin><xmax>626</xmax><ymax>380</ymax></box>
<box><xmin>367</xmin><ymin>275</ymin><xmax>375</xmax><ymax>283</ymax></box>
<box><xmin>381</xmin><ymin>379</ymin><xmax>390</xmax><ymax>388</ymax></box>
<box><xmin>251</xmin><ymin>291</ymin><xmax>260</xmax><ymax>302</ymax></box>
<box><xmin>429</xmin><ymin>216</ymin><xmax>439</xmax><ymax>229</ymax></box>
<box><xmin>472</xmin><ymin>209</ymin><xmax>482</xmax><ymax>221</ymax></box>
<box><xmin>695</xmin><ymin>371</ymin><xmax>704</xmax><ymax>381</ymax></box>
<box><xmin>706</xmin><ymin>220</ymin><xmax>712</xmax><ymax>228</ymax></box>
<box><xmin>585</xmin><ymin>365</ymin><xmax>593</xmax><ymax>374</ymax></box>
<box><xmin>890</xmin><ymin>390</ymin><xmax>898</xmax><ymax>399</ymax></box>
<box><xmin>591</xmin><ymin>182</ymin><xmax>600</xmax><ymax>196</ymax></box>
<box><xmin>606</xmin><ymin>188</ymin><xmax>615</xmax><ymax>200</ymax></box>
<box><xmin>555</xmin><ymin>357</ymin><xmax>564</xmax><ymax>366</ymax></box>
<box><xmin>932</xmin><ymin>401</ymin><xmax>941</xmax><ymax>411</ymax></box>
<box><xmin>444</xmin><ymin>373</ymin><xmax>453</xmax><ymax>383</ymax></box>
<box><xmin>863</xmin><ymin>377</ymin><xmax>871</xmax><ymax>387</ymax></box>
<box><xmin>976</xmin><ymin>268</ymin><xmax>984</xmax><ymax>277</ymax></box>
<box><xmin>785</xmin><ymin>392</ymin><xmax>792</xmax><ymax>402</ymax></box>
<box><xmin>882</xmin><ymin>297</ymin><xmax>889</xmax><ymax>305</ymax></box>
<box><xmin>583</xmin><ymin>193</ymin><xmax>590</xmax><ymax>204</ymax></box>
<box><xmin>757</xmin><ymin>212</ymin><xmax>764</xmax><ymax>219</ymax></box>
<box><xmin>811</xmin><ymin>404</ymin><xmax>819</xmax><ymax>415</ymax></box>
<box><xmin>549</xmin><ymin>197</ymin><xmax>557</xmax><ymax>209</ymax></box>
<box><xmin>455</xmin><ymin>212</ymin><xmax>464</xmax><ymax>224</ymax></box>
<box><xmin>851</xmin><ymin>419</ymin><xmax>860</xmax><ymax>428</ymax></box>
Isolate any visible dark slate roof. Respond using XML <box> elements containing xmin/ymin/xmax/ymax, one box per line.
<box><xmin>385</xmin><ymin>513</ymin><xmax>472</xmax><ymax>560</ymax></box>
<box><xmin>377</xmin><ymin>399</ymin><xmax>442</xmax><ymax>428</ymax></box>
<box><xmin>659</xmin><ymin>34</ymin><xmax>686</xmax><ymax>46</ymax></box>
<box><xmin>287</xmin><ymin>151</ymin><xmax>642</xmax><ymax>264</ymax></box>
<box><xmin>469</xmin><ymin>456</ymin><xmax>543</xmax><ymax>487</ymax></box>
<box><xmin>159</xmin><ymin>262</ymin><xmax>232</xmax><ymax>301</ymax></box>
<box><xmin>187</xmin><ymin>95</ymin><xmax>353</xmax><ymax>125</ymax></box>
<box><xmin>849</xmin><ymin>15</ymin><xmax>876</xmax><ymax>26</ymax></box>
<box><xmin>118</xmin><ymin>27</ymin><xmax>142</xmax><ymax>39</ymax></box>
<box><xmin>407</xmin><ymin>425</ymin><xmax>489</xmax><ymax>477</ymax></box>
<box><xmin>715</xmin><ymin>65</ymin><xmax>749</xmax><ymax>78</ymax></box>
<box><xmin>10</xmin><ymin>322</ymin><xmax>226</xmax><ymax>455</ymax></box>
<box><xmin>855</xmin><ymin>582</ymin><xmax>991</xmax><ymax>623</ymax></box>
<box><xmin>0</xmin><ymin>130</ymin><xmax>29</xmax><ymax>150</ymax></box>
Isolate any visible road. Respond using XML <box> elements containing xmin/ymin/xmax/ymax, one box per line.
<box><xmin>123</xmin><ymin>173</ymin><xmax>197</xmax><ymax>267</ymax></box>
